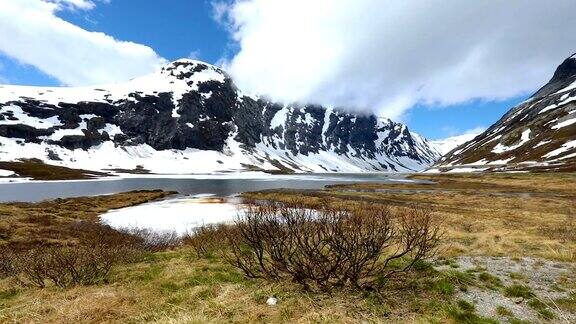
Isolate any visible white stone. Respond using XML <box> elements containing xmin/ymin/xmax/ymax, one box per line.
<box><xmin>266</xmin><ymin>297</ymin><xmax>278</xmax><ymax>306</ymax></box>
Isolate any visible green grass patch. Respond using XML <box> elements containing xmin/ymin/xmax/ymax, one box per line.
<box><xmin>159</xmin><ymin>282</ymin><xmax>181</xmax><ymax>294</ymax></box>
<box><xmin>478</xmin><ymin>272</ymin><xmax>502</xmax><ymax>289</ymax></box>
<box><xmin>457</xmin><ymin>299</ymin><xmax>475</xmax><ymax>312</ymax></box>
<box><xmin>433</xmin><ymin>270</ymin><xmax>476</xmax><ymax>296</ymax></box>
<box><xmin>412</xmin><ymin>259</ymin><xmax>435</xmax><ymax>272</ymax></box>
<box><xmin>556</xmin><ymin>292</ymin><xmax>576</xmax><ymax>312</ymax></box>
<box><xmin>536</xmin><ymin>308</ymin><xmax>555</xmax><ymax>320</ymax></box>
<box><xmin>0</xmin><ymin>288</ymin><xmax>19</xmax><ymax>301</ymax></box>
<box><xmin>433</xmin><ymin>278</ymin><xmax>455</xmax><ymax>296</ymax></box>
<box><xmin>527</xmin><ymin>298</ymin><xmax>555</xmax><ymax>320</ymax></box>
<box><xmin>508</xmin><ymin>319</ymin><xmax>531</xmax><ymax>324</ymax></box>
<box><xmin>131</xmin><ymin>264</ymin><xmax>164</xmax><ymax>283</ymax></box>
<box><xmin>195</xmin><ymin>287</ymin><xmax>217</xmax><ymax>300</ymax></box>
<box><xmin>503</xmin><ymin>285</ymin><xmax>534</xmax><ymax>299</ymax></box>
<box><xmin>508</xmin><ymin>272</ymin><xmax>526</xmax><ymax>280</ymax></box>
<box><xmin>446</xmin><ymin>304</ymin><xmax>498</xmax><ymax>324</ymax></box>
<box><xmin>495</xmin><ymin>305</ymin><xmax>513</xmax><ymax>317</ymax></box>
<box><xmin>185</xmin><ymin>268</ymin><xmax>246</xmax><ymax>287</ymax></box>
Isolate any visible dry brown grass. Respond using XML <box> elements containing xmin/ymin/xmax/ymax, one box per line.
<box><xmin>0</xmin><ymin>248</ymin><xmax>454</xmax><ymax>323</ymax></box>
<box><xmin>244</xmin><ymin>173</ymin><xmax>576</xmax><ymax>262</ymax></box>
<box><xmin>0</xmin><ymin>191</ymin><xmax>454</xmax><ymax>323</ymax></box>
<box><xmin>1</xmin><ymin>174</ymin><xmax>574</xmax><ymax>323</ymax></box>
<box><xmin>0</xmin><ymin>190</ymin><xmax>174</xmax><ymax>251</ymax></box>
<box><xmin>0</xmin><ymin>159</ymin><xmax>111</xmax><ymax>180</ymax></box>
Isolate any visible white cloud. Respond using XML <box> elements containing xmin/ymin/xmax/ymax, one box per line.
<box><xmin>211</xmin><ymin>1</ymin><xmax>232</xmax><ymax>26</ymax></box>
<box><xmin>217</xmin><ymin>0</ymin><xmax>576</xmax><ymax>119</ymax></box>
<box><xmin>188</xmin><ymin>50</ymin><xmax>201</xmax><ymax>60</ymax></box>
<box><xmin>0</xmin><ymin>0</ymin><xmax>166</xmax><ymax>86</ymax></box>
<box><xmin>46</xmin><ymin>0</ymin><xmax>96</xmax><ymax>11</ymax></box>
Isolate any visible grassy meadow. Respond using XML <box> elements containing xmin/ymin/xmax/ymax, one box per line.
<box><xmin>0</xmin><ymin>173</ymin><xmax>574</xmax><ymax>323</ymax></box>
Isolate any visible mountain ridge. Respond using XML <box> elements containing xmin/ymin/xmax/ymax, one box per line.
<box><xmin>430</xmin><ymin>55</ymin><xmax>576</xmax><ymax>172</ymax></box>
<box><xmin>0</xmin><ymin>59</ymin><xmax>440</xmax><ymax>174</ymax></box>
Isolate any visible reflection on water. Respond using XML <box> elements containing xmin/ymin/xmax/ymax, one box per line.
<box><xmin>0</xmin><ymin>173</ymin><xmax>413</xmax><ymax>203</ymax></box>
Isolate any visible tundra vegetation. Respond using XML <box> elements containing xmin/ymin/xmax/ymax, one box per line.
<box><xmin>0</xmin><ymin>173</ymin><xmax>575</xmax><ymax>323</ymax></box>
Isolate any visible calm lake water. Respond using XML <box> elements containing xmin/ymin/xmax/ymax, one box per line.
<box><xmin>0</xmin><ymin>173</ymin><xmax>414</xmax><ymax>203</ymax></box>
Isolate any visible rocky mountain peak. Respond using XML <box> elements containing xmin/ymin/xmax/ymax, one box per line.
<box><xmin>532</xmin><ymin>54</ymin><xmax>576</xmax><ymax>99</ymax></box>
<box><xmin>159</xmin><ymin>59</ymin><xmax>226</xmax><ymax>83</ymax></box>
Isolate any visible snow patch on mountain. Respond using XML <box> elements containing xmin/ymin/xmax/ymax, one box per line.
<box><xmin>430</xmin><ymin>132</ymin><xmax>481</xmax><ymax>155</ymax></box>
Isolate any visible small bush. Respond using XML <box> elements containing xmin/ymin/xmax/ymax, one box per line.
<box><xmin>226</xmin><ymin>202</ymin><xmax>442</xmax><ymax>291</ymax></box>
<box><xmin>183</xmin><ymin>224</ymin><xmax>231</xmax><ymax>258</ymax></box>
<box><xmin>0</xmin><ymin>249</ymin><xmax>15</xmax><ymax>279</ymax></box>
<box><xmin>6</xmin><ymin>244</ymin><xmax>141</xmax><ymax>288</ymax></box>
<box><xmin>0</xmin><ymin>222</ymin><xmax>163</xmax><ymax>288</ymax></box>
<box><xmin>69</xmin><ymin>222</ymin><xmax>180</xmax><ymax>252</ymax></box>
<box><xmin>128</xmin><ymin>228</ymin><xmax>181</xmax><ymax>251</ymax></box>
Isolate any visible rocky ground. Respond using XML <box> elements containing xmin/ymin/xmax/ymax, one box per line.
<box><xmin>436</xmin><ymin>256</ymin><xmax>576</xmax><ymax>323</ymax></box>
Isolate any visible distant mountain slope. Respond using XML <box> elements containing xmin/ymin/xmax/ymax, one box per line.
<box><xmin>0</xmin><ymin>59</ymin><xmax>440</xmax><ymax>174</ymax></box>
<box><xmin>430</xmin><ymin>132</ymin><xmax>481</xmax><ymax>155</ymax></box>
<box><xmin>431</xmin><ymin>54</ymin><xmax>576</xmax><ymax>172</ymax></box>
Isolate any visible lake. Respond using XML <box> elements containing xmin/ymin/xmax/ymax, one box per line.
<box><xmin>0</xmin><ymin>173</ymin><xmax>414</xmax><ymax>203</ymax></box>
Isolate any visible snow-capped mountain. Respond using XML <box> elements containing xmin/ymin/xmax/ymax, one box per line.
<box><xmin>430</xmin><ymin>132</ymin><xmax>482</xmax><ymax>155</ymax></box>
<box><xmin>0</xmin><ymin>59</ymin><xmax>440</xmax><ymax>174</ymax></box>
<box><xmin>431</xmin><ymin>54</ymin><xmax>576</xmax><ymax>172</ymax></box>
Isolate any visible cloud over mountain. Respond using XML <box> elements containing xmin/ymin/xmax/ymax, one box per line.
<box><xmin>217</xmin><ymin>0</ymin><xmax>576</xmax><ymax>119</ymax></box>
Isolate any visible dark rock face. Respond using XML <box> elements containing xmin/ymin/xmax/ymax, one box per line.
<box><xmin>233</xmin><ymin>97</ymin><xmax>265</xmax><ymax>150</ymax></box>
<box><xmin>0</xmin><ymin>124</ymin><xmax>53</xmax><ymax>141</ymax></box>
<box><xmin>532</xmin><ymin>55</ymin><xmax>576</xmax><ymax>99</ymax></box>
<box><xmin>0</xmin><ymin>59</ymin><xmax>439</xmax><ymax>172</ymax></box>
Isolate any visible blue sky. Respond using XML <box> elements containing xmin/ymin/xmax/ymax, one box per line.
<box><xmin>1</xmin><ymin>0</ymin><xmax>569</xmax><ymax>140</ymax></box>
<box><xmin>0</xmin><ymin>1</ymin><xmax>229</xmax><ymax>86</ymax></box>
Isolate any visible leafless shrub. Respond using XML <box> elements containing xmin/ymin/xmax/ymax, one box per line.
<box><xmin>124</xmin><ymin>228</ymin><xmax>181</xmax><ymax>251</ymax></box>
<box><xmin>0</xmin><ymin>247</ymin><xmax>16</xmax><ymax>279</ymax></box>
<box><xmin>69</xmin><ymin>221</ymin><xmax>181</xmax><ymax>251</ymax></box>
<box><xmin>182</xmin><ymin>224</ymin><xmax>231</xmax><ymax>258</ymax></box>
<box><xmin>5</xmin><ymin>245</ymin><xmax>137</xmax><ymax>288</ymax></box>
<box><xmin>0</xmin><ymin>222</ymin><xmax>166</xmax><ymax>288</ymax></box>
<box><xmin>226</xmin><ymin>202</ymin><xmax>442</xmax><ymax>291</ymax></box>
